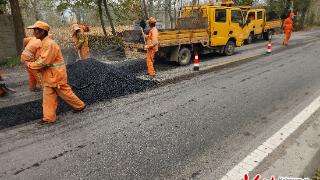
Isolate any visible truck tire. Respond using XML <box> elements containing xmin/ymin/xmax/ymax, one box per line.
<box><xmin>224</xmin><ymin>41</ymin><xmax>235</xmax><ymax>56</ymax></box>
<box><xmin>247</xmin><ymin>33</ymin><xmax>254</xmax><ymax>44</ymax></box>
<box><xmin>263</xmin><ymin>30</ymin><xmax>273</xmax><ymax>41</ymax></box>
<box><xmin>178</xmin><ymin>47</ymin><xmax>192</xmax><ymax>66</ymax></box>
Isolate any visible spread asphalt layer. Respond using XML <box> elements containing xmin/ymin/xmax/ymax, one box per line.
<box><xmin>0</xmin><ymin>59</ymin><xmax>157</xmax><ymax>129</ymax></box>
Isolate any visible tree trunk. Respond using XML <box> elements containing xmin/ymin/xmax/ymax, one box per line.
<box><xmin>30</xmin><ymin>0</ymin><xmax>42</xmax><ymax>21</ymax></box>
<box><xmin>304</xmin><ymin>0</ymin><xmax>320</xmax><ymax>26</ymax></box>
<box><xmin>9</xmin><ymin>0</ymin><xmax>25</xmax><ymax>54</ymax></box>
<box><xmin>164</xmin><ymin>0</ymin><xmax>170</xmax><ymax>29</ymax></box>
<box><xmin>142</xmin><ymin>0</ymin><xmax>148</xmax><ymax>19</ymax></box>
<box><xmin>148</xmin><ymin>0</ymin><xmax>153</xmax><ymax>18</ymax></box>
<box><xmin>97</xmin><ymin>0</ymin><xmax>107</xmax><ymax>36</ymax></box>
<box><xmin>103</xmin><ymin>0</ymin><xmax>116</xmax><ymax>36</ymax></box>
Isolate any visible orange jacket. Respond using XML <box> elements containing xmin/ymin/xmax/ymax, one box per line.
<box><xmin>144</xmin><ymin>27</ymin><xmax>159</xmax><ymax>52</ymax></box>
<box><xmin>73</xmin><ymin>30</ymin><xmax>89</xmax><ymax>50</ymax></box>
<box><xmin>283</xmin><ymin>17</ymin><xmax>293</xmax><ymax>31</ymax></box>
<box><xmin>21</xmin><ymin>37</ymin><xmax>41</xmax><ymax>63</ymax></box>
<box><xmin>27</xmin><ymin>36</ymin><xmax>67</xmax><ymax>87</ymax></box>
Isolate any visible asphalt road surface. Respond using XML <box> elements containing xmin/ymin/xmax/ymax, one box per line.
<box><xmin>1</xmin><ymin>33</ymin><xmax>320</xmax><ymax>180</ymax></box>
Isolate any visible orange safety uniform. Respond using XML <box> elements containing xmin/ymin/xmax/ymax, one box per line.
<box><xmin>144</xmin><ymin>26</ymin><xmax>159</xmax><ymax>77</ymax></box>
<box><xmin>26</xmin><ymin>36</ymin><xmax>85</xmax><ymax>122</ymax></box>
<box><xmin>21</xmin><ymin>37</ymin><xmax>42</xmax><ymax>91</ymax></box>
<box><xmin>72</xmin><ymin>24</ymin><xmax>90</xmax><ymax>60</ymax></box>
<box><xmin>283</xmin><ymin>12</ymin><xmax>295</xmax><ymax>46</ymax></box>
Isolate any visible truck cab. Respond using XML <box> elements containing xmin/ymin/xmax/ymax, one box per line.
<box><xmin>241</xmin><ymin>7</ymin><xmax>281</xmax><ymax>44</ymax></box>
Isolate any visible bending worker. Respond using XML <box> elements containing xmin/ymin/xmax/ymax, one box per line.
<box><xmin>25</xmin><ymin>21</ymin><xmax>86</xmax><ymax>124</ymax></box>
<box><xmin>21</xmin><ymin>36</ymin><xmax>42</xmax><ymax>91</ymax></box>
<box><xmin>143</xmin><ymin>17</ymin><xmax>158</xmax><ymax>79</ymax></box>
<box><xmin>71</xmin><ymin>23</ymin><xmax>90</xmax><ymax>60</ymax></box>
<box><xmin>283</xmin><ymin>12</ymin><xmax>295</xmax><ymax>46</ymax></box>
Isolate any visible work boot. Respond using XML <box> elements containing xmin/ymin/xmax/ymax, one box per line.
<box><xmin>73</xmin><ymin>105</ymin><xmax>86</xmax><ymax>113</ymax></box>
<box><xmin>149</xmin><ymin>75</ymin><xmax>155</xmax><ymax>80</ymax></box>
<box><xmin>36</xmin><ymin>119</ymin><xmax>56</xmax><ymax>125</ymax></box>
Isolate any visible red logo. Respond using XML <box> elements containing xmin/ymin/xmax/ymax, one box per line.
<box><xmin>244</xmin><ymin>173</ymin><xmax>275</xmax><ymax>180</ymax></box>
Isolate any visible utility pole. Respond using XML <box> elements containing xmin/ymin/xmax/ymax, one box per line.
<box><xmin>290</xmin><ymin>0</ymin><xmax>294</xmax><ymax>12</ymax></box>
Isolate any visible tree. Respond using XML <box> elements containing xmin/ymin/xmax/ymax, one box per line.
<box><xmin>9</xmin><ymin>0</ymin><xmax>25</xmax><ymax>54</ymax></box>
<box><xmin>97</xmin><ymin>0</ymin><xmax>107</xmax><ymax>36</ymax></box>
<box><xmin>102</xmin><ymin>0</ymin><xmax>116</xmax><ymax>36</ymax></box>
<box><xmin>0</xmin><ymin>0</ymin><xmax>7</xmax><ymax>14</ymax></box>
<box><xmin>142</xmin><ymin>0</ymin><xmax>148</xmax><ymax>19</ymax></box>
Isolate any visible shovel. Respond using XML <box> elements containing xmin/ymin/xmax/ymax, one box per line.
<box><xmin>0</xmin><ymin>83</ymin><xmax>16</xmax><ymax>94</ymax></box>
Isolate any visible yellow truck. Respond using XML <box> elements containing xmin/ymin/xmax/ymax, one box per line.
<box><xmin>241</xmin><ymin>7</ymin><xmax>282</xmax><ymax>44</ymax></box>
<box><xmin>124</xmin><ymin>4</ymin><xmax>249</xmax><ymax>65</ymax></box>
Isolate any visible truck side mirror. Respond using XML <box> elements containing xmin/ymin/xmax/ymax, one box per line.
<box><xmin>246</xmin><ymin>19</ymin><xmax>251</xmax><ymax>24</ymax></box>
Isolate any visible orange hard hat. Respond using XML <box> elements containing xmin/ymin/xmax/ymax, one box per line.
<box><xmin>27</xmin><ymin>21</ymin><xmax>50</xmax><ymax>31</ymax></box>
<box><xmin>147</xmin><ymin>17</ymin><xmax>157</xmax><ymax>24</ymax></box>
<box><xmin>290</xmin><ymin>12</ymin><xmax>295</xmax><ymax>17</ymax></box>
<box><xmin>71</xmin><ymin>24</ymin><xmax>81</xmax><ymax>34</ymax></box>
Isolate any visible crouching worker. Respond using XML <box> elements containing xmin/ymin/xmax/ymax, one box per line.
<box><xmin>21</xmin><ymin>37</ymin><xmax>42</xmax><ymax>91</ymax></box>
<box><xmin>71</xmin><ymin>23</ymin><xmax>90</xmax><ymax>60</ymax></box>
<box><xmin>26</xmin><ymin>21</ymin><xmax>86</xmax><ymax>124</ymax></box>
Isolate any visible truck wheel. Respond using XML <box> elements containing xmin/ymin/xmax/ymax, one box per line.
<box><xmin>263</xmin><ymin>30</ymin><xmax>273</xmax><ymax>40</ymax></box>
<box><xmin>224</xmin><ymin>41</ymin><xmax>235</xmax><ymax>56</ymax></box>
<box><xmin>247</xmin><ymin>33</ymin><xmax>254</xmax><ymax>44</ymax></box>
<box><xmin>178</xmin><ymin>47</ymin><xmax>191</xmax><ymax>66</ymax></box>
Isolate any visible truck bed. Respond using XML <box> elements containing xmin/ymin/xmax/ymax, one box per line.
<box><xmin>265</xmin><ymin>20</ymin><xmax>282</xmax><ymax>31</ymax></box>
<box><xmin>159</xmin><ymin>29</ymin><xmax>209</xmax><ymax>47</ymax></box>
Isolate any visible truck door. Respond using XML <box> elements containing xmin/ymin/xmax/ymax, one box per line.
<box><xmin>209</xmin><ymin>8</ymin><xmax>229</xmax><ymax>46</ymax></box>
<box><xmin>230</xmin><ymin>9</ymin><xmax>245</xmax><ymax>46</ymax></box>
<box><xmin>246</xmin><ymin>10</ymin><xmax>256</xmax><ymax>35</ymax></box>
<box><xmin>256</xmin><ymin>10</ymin><xmax>264</xmax><ymax>34</ymax></box>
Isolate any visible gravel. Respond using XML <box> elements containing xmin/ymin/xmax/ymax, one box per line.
<box><xmin>0</xmin><ymin>59</ymin><xmax>157</xmax><ymax>129</ymax></box>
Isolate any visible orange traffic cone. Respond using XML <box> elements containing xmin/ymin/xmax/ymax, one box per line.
<box><xmin>193</xmin><ymin>53</ymin><xmax>199</xmax><ymax>71</ymax></box>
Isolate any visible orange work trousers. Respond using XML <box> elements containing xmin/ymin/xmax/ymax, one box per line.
<box><xmin>283</xmin><ymin>30</ymin><xmax>292</xmax><ymax>46</ymax></box>
<box><xmin>146</xmin><ymin>50</ymin><xmax>155</xmax><ymax>76</ymax></box>
<box><xmin>79</xmin><ymin>46</ymin><xmax>90</xmax><ymax>60</ymax></box>
<box><xmin>43</xmin><ymin>84</ymin><xmax>85</xmax><ymax>122</ymax></box>
<box><xmin>26</xmin><ymin>66</ymin><xmax>41</xmax><ymax>90</ymax></box>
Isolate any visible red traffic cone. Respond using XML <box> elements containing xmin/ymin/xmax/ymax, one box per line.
<box><xmin>266</xmin><ymin>41</ymin><xmax>272</xmax><ymax>55</ymax></box>
<box><xmin>193</xmin><ymin>53</ymin><xmax>199</xmax><ymax>71</ymax></box>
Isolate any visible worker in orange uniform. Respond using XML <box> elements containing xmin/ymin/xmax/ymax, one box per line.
<box><xmin>21</xmin><ymin>37</ymin><xmax>42</xmax><ymax>91</ymax></box>
<box><xmin>283</xmin><ymin>12</ymin><xmax>295</xmax><ymax>46</ymax></box>
<box><xmin>25</xmin><ymin>21</ymin><xmax>86</xmax><ymax>124</ymax></box>
<box><xmin>143</xmin><ymin>17</ymin><xmax>158</xmax><ymax>79</ymax></box>
<box><xmin>71</xmin><ymin>23</ymin><xmax>90</xmax><ymax>60</ymax></box>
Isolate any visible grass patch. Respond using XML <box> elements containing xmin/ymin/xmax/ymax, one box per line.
<box><xmin>313</xmin><ymin>168</ymin><xmax>320</xmax><ymax>180</ymax></box>
<box><xmin>0</xmin><ymin>56</ymin><xmax>20</xmax><ymax>67</ymax></box>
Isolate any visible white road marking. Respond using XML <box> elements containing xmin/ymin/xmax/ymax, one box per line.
<box><xmin>220</xmin><ymin>94</ymin><xmax>320</xmax><ymax>180</ymax></box>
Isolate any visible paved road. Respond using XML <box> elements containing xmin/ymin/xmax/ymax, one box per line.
<box><xmin>1</xmin><ymin>33</ymin><xmax>320</xmax><ymax>179</ymax></box>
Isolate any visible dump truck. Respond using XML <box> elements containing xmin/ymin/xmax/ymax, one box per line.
<box><xmin>240</xmin><ymin>6</ymin><xmax>282</xmax><ymax>44</ymax></box>
<box><xmin>124</xmin><ymin>3</ymin><xmax>249</xmax><ymax>66</ymax></box>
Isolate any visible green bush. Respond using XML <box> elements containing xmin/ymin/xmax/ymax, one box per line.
<box><xmin>0</xmin><ymin>56</ymin><xmax>21</xmax><ymax>67</ymax></box>
<box><xmin>313</xmin><ymin>168</ymin><xmax>320</xmax><ymax>180</ymax></box>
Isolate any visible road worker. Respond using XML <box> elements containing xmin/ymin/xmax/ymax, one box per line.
<box><xmin>21</xmin><ymin>37</ymin><xmax>42</xmax><ymax>91</ymax></box>
<box><xmin>143</xmin><ymin>17</ymin><xmax>158</xmax><ymax>79</ymax></box>
<box><xmin>283</xmin><ymin>12</ymin><xmax>295</xmax><ymax>46</ymax></box>
<box><xmin>25</xmin><ymin>21</ymin><xmax>86</xmax><ymax>124</ymax></box>
<box><xmin>71</xmin><ymin>23</ymin><xmax>90</xmax><ymax>60</ymax></box>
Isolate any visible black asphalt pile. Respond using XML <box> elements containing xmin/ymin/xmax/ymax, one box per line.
<box><xmin>0</xmin><ymin>59</ymin><xmax>157</xmax><ymax>129</ymax></box>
